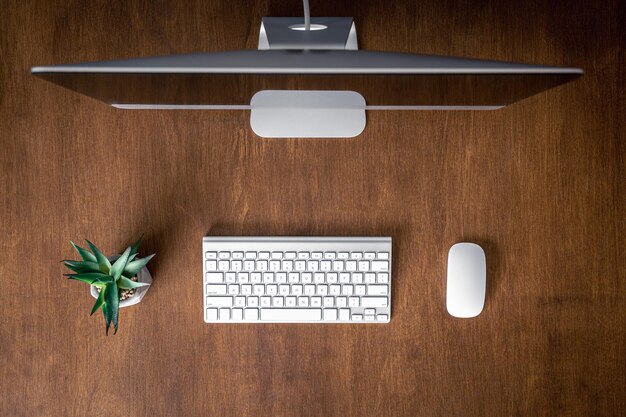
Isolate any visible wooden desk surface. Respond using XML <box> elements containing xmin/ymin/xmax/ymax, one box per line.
<box><xmin>1</xmin><ymin>1</ymin><xmax>624</xmax><ymax>416</ymax></box>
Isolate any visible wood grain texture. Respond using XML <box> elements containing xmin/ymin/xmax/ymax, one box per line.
<box><xmin>0</xmin><ymin>0</ymin><xmax>624</xmax><ymax>416</ymax></box>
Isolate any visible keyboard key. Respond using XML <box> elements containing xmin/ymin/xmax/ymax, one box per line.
<box><xmin>205</xmin><ymin>308</ymin><xmax>218</xmax><ymax>321</ymax></box>
<box><xmin>338</xmin><ymin>252</ymin><xmax>349</xmax><ymax>259</ymax></box>
<box><xmin>271</xmin><ymin>252</ymin><xmax>282</xmax><ymax>259</ymax></box>
<box><xmin>276</xmin><ymin>272</ymin><xmax>287</xmax><ymax>283</ymax></box>
<box><xmin>361</xmin><ymin>297</ymin><xmax>388</xmax><ymax>307</ymax></box>
<box><xmin>323</xmin><ymin>309</ymin><xmax>338</xmax><ymax>320</ymax></box>
<box><xmin>266</xmin><ymin>285</ymin><xmax>277</xmax><ymax>295</ymax></box>
<box><xmin>323</xmin><ymin>297</ymin><xmax>334</xmax><ymax>307</ymax></box>
<box><xmin>218</xmin><ymin>260</ymin><xmax>230</xmax><ymax>271</ymax></box>
<box><xmin>219</xmin><ymin>308</ymin><xmax>230</xmax><ymax>321</ymax></box>
<box><xmin>245</xmin><ymin>252</ymin><xmax>256</xmax><ymax>259</ymax></box>
<box><xmin>364</xmin><ymin>314</ymin><xmax>375</xmax><ymax>321</ymax></box>
<box><xmin>251</xmin><ymin>273</ymin><xmax>262</xmax><ymax>283</ymax></box>
<box><xmin>298</xmin><ymin>297</ymin><xmax>309</xmax><ymax>307</ymax></box>
<box><xmin>364</xmin><ymin>252</ymin><xmax>376</xmax><ymax>259</ymax></box>
<box><xmin>351</xmin><ymin>252</ymin><xmax>363</xmax><ymax>259</ymax></box>
<box><xmin>312</xmin><ymin>252</ymin><xmax>323</xmax><ymax>259</ymax></box>
<box><xmin>228</xmin><ymin>285</ymin><xmax>239</xmax><ymax>295</ymax></box>
<box><xmin>205</xmin><ymin>252</ymin><xmax>217</xmax><ymax>259</ymax></box>
<box><xmin>358</xmin><ymin>261</ymin><xmax>369</xmax><ymax>271</ymax></box>
<box><xmin>329</xmin><ymin>285</ymin><xmax>341</xmax><ymax>295</ymax></box>
<box><xmin>377</xmin><ymin>252</ymin><xmax>389</xmax><ymax>260</ymax></box>
<box><xmin>259</xmin><ymin>252</ymin><xmax>270</xmax><ymax>259</ymax></box>
<box><xmin>377</xmin><ymin>273</ymin><xmax>389</xmax><ymax>284</ymax></box>
<box><xmin>336</xmin><ymin>297</ymin><xmax>347</xmax><ymax>307</ymax></box>
<box><xmin>348</xmin><ymin>297</ymin><xmax>360</xmax><ymax>307</ymax></box>
<box><xmin>273</xmin><ymin>297</ymin><xmax>284</xmax><ymax>307</ymax></box>
<box><xmin>346</xmin><ymin>261</ymin><xmax>357</xmax><ymax>271</ymax></box>
<box><xmin>311</xmin><ymin>297</ymin><xmax>322</xmax><ymax>307</ymax></box>
<box><xmin>285</xmin><ymin>252</ymin><xmax>297</xmax><ymax>259</ymax></box>
<box><xmin>339</xmin><ymin>273</ymin><xmax>350</xmax><ymax>283</ymax></box>
<box><xmin>218</xmin><ymin>252</ymin><xmax>230</xmax><ymax>259</ymax></box>
<box><xmin>244</xmin><ymin>308</ymin><xmax>259</xmax><ymax>321</ymax></box>
<box><xmin>367</xmin><ymin>285</ymin><xmax>388</xmax><ymax>295</ymax></box>
<box><xmin>231</xmin><ymin>261</ymin><xmax>243</xmax><ymax>271</ymax></box>
<box><xmin>205</xmin><ymin>260</ymin><xmax>218</xmax><ymax>271</ymax></box>
<box><xmin>377</xmin><ymin>314</ymin><xmax>388</xmax><ymax>321</ymax></box>
<box><xmin>256</xmin><ymin>260</ymin><xmax>268</xmax><ymax>271</ymax></box>
<box><xmin>295</xmin><ymin>261</ymin><xmax>306</xmax><ymax>271</ymax></box>
<box><xmin>238</xmin><ymin>272</ymin><xmax>249</xmax><ymax>283</ymax></box>
<box><xmin>282</xmin><ymin>261</ymin><xmax>293</xmax><ymax>271</ymax></box>
<box><xmin>352</xmin><ymin>314</ymin><xmax>363</xmax><ymax>321</ymax></box>
<box><xmin>304</xmin><ymin>285</ymin><xmax>316</xmax><ymax>295</ymax></box>
<box><xmin>261</xmin><ymin>296</ymin><xmax>271</xmax><ymax>307</ymax></box>
<box><xmin>263</xmin><ymin>272</ymin><xmax>274</xmax><ymax>283</ymax></box>
<box><xmin>235</xmin><ymin>296</ymin><xmax>246</xmax><ymax>307</ymax></box>
<box><xmin>288</xmin><ymin>273</ymin><xmax>300</xmax><ymax>283</ymax></box>
<box><xmin>232</xmin><ymin>309</ymin><xmax>243</xmax><ymax>320</ymax></box>
<box><xmin>269</xmin><ymin>261</ymin><xmax>281</xmax><ymax>271</ymax></box>
<box><xmin>364</xmin><ymin>308</ymin><xmax>376</xmax><ymax>315</ymax></box>
<box><xmin>371</xmin><ymin>261</ymin><xmax>389</xmax><ymax>271</ymax></box>
<box><xmin>327</xmin><ymin>273</ymin><xmax>338</xmax><ymax>283</ymax></box>
<box><xmin>320</xmin><ymin>261</ymin><xmax>332</xmax><ymax>271</ymax></box>
<box><xmin>333</xmin><ymin>261</ymin><xmax>345</xmax><ymax>271</ymax></box>
<box><xmin>355</xmin><ymin>285</ymin><xmax>366</xmax><ymax>295</ymax></box>
<box><xmin>365</xmin><ymin>273</ymin><xmax>376</xmax><ymax>283</ymax></box>
<box><xmin>307</xmin><ymin>260</ymin><xmax>319</xmax><ymax>271</ymax></box>
<box><xmin>352</xmin><ymin>273</ymin><xmax>363</xmax><ymax>284</ymax></box>
<box><xmin>248</xmin><ymin>296</ymin><xmax>259</xmax><ymax>307</ymax></box>
<box><xmin>279</xmin><ymin>285</ymin><xmax>290</xmax><ymax>295</ymax></box>
<box><xmin>261</xmin><ymin>309</ymin><xmax>322</xmax><ymax>321</ymax></box>
<box><xmin>232</xmin><ymin>252</ymin><xmax>244</xmax><ymax>259</ymax></box>
<box><xmin>342</xmin><ymin>285</ymin><xmax>354</xmax><ymax>296</ymax></box>
<box><xmin>339</xmin><ymin>309</ymin><xmax>350</xmax><ymax>320</ymax></box>
<box><xmin>298</xmin><ymin>252</ymin><xmax>310</xmax><ymax>259</ymax></box>
<box><xmin>244</xmin><ymin>260</ymin><xmax>255</xmax><ymax>271</ymax></box>
<box><xmin>225</xmin><ymin>273</ymin><xmax>236</xmax><ymax>283</ymax></box>
<box><xmin>206</xmin><ymin>297</ymin><xmax>233</xmax><ymax>307</ymax></box>
<box><xmin>301</xmin><ymin>273</ymin><xmax>312</xmax><ymax>283</ymax></box>
<box><xmin>292</xmin><ymin>285</ymin><xmax>303</xmax><ymax>295</ymax></box>
<box><xmin>205</xmin><ymin>272</ymin><xmax>224</xmax><ymax>283</ymax></box>
<box><xmin>286</xmin><ymin>296</ymin><xmax>297</xmax><ymax>307</ymax></box>
<box><xmin>253</xmin><ymin>285</ymin><xmax>265</xmax><ymax>295</ymax></box>
<box><xmin>317</xmin><ymin>285</ymin><xmax>328</xmax><ymax>295</ymax></box>
<box><xmin>241</xmin><ymin>285</ymin><xmax>252</xmax><ymax>295</ymax></box>
<box><xmin>324</xmin><ymin>252</ymin><xmax>336</xmax><ymax>259</ymax></box>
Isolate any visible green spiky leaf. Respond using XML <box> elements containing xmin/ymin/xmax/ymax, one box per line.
<box><xmin>122</xmin><ymin>253</ymin><xmax>155</xmax><ymax>278</ymax></box>
<box><xmin>103</xmin><ymin>283</ymin><xmax>119</xmax><ymax>335</ymax></box>
<box><xmin>70</xmin><ymin>241</ymin><xmax>97</xmax><ymax>263</ymax></box>
<box><xmin>102</xmin><ymin>302</ymin><xmax>109</xmax><ymax>333</ymax></box>
<box><xmin>110</xmin><ymin>246</ymin><xmax>132</xmax><ymax>281</ymax></box>
<box><xmin>63</xmin><ymin>260</ymin><xmax>101</xmax><ymax>274</ymax></box>
<box><xmin>65</xmin><ymin>272</ymin><xmax>113</xmax><ymax>285</ymax></box>
<box><xmin>117</xmin><ymin>276</ymin><xmax>150</xmax><ymax>290</ymax></box>
<box><xmin>129</xmin><ymin>236</ymin><xmax>143</xmax><ymax>258</ymax></box>
<box><xmin>86</xmin><ymin>240</ymin><xmax>111</xmax><ymax>273</ymax></box>
<box><xmin>90</xmin><ymin>289</ymin><xmax>105</xmax><ymax>315</ymax></box>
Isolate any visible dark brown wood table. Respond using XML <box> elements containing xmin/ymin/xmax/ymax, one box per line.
<box><xmin>1</xmin><ymin>1</ymin><xmax>624</xmax><ymax>416</ymax></box>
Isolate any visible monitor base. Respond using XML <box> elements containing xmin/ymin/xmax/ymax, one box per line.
<box><xmin>249</xmin><ymin>90</ymin><xmax>366</xmax><ymax>138</ymax></box>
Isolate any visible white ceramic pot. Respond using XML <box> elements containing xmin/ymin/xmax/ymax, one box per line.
<box><xmin>90</xmin><ymin>255</ymin><xmax>152</xmax><ymax>308</ymax></box>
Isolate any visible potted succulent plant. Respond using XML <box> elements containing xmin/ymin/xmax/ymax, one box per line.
<box><xmin>62</xmin><ymin>238</ymin><xmax>155</xmax><ymax>335</ymax></box>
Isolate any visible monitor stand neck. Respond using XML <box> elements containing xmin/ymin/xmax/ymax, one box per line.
<box><xmin>258</xmin><ymin>17</ymin><xmax>358</xmax><ymax>50</ymax></box>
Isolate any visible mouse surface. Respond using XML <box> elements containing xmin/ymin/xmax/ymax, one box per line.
<box><xmin>446</xmin><ymin>242</ymin><xmax>486</xmax><ymax>318</ymax></box>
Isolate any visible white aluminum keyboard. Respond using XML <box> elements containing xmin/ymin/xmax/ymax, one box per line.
<box><xmin>203</xmin><ymin>237</ymin><xmax>392</xmax><ymax>323</ymax></box>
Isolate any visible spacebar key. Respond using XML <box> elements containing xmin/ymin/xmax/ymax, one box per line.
<box><xmin>260</xmin><ymin>309</ymin><xmax>322</xmax><ymax>321</ymax></box>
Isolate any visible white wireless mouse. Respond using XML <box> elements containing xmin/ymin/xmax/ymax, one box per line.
<box><xmin>446</xmin><ymin>242</ymin><xmax>486</xmax><ymax>318</ymax></box>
